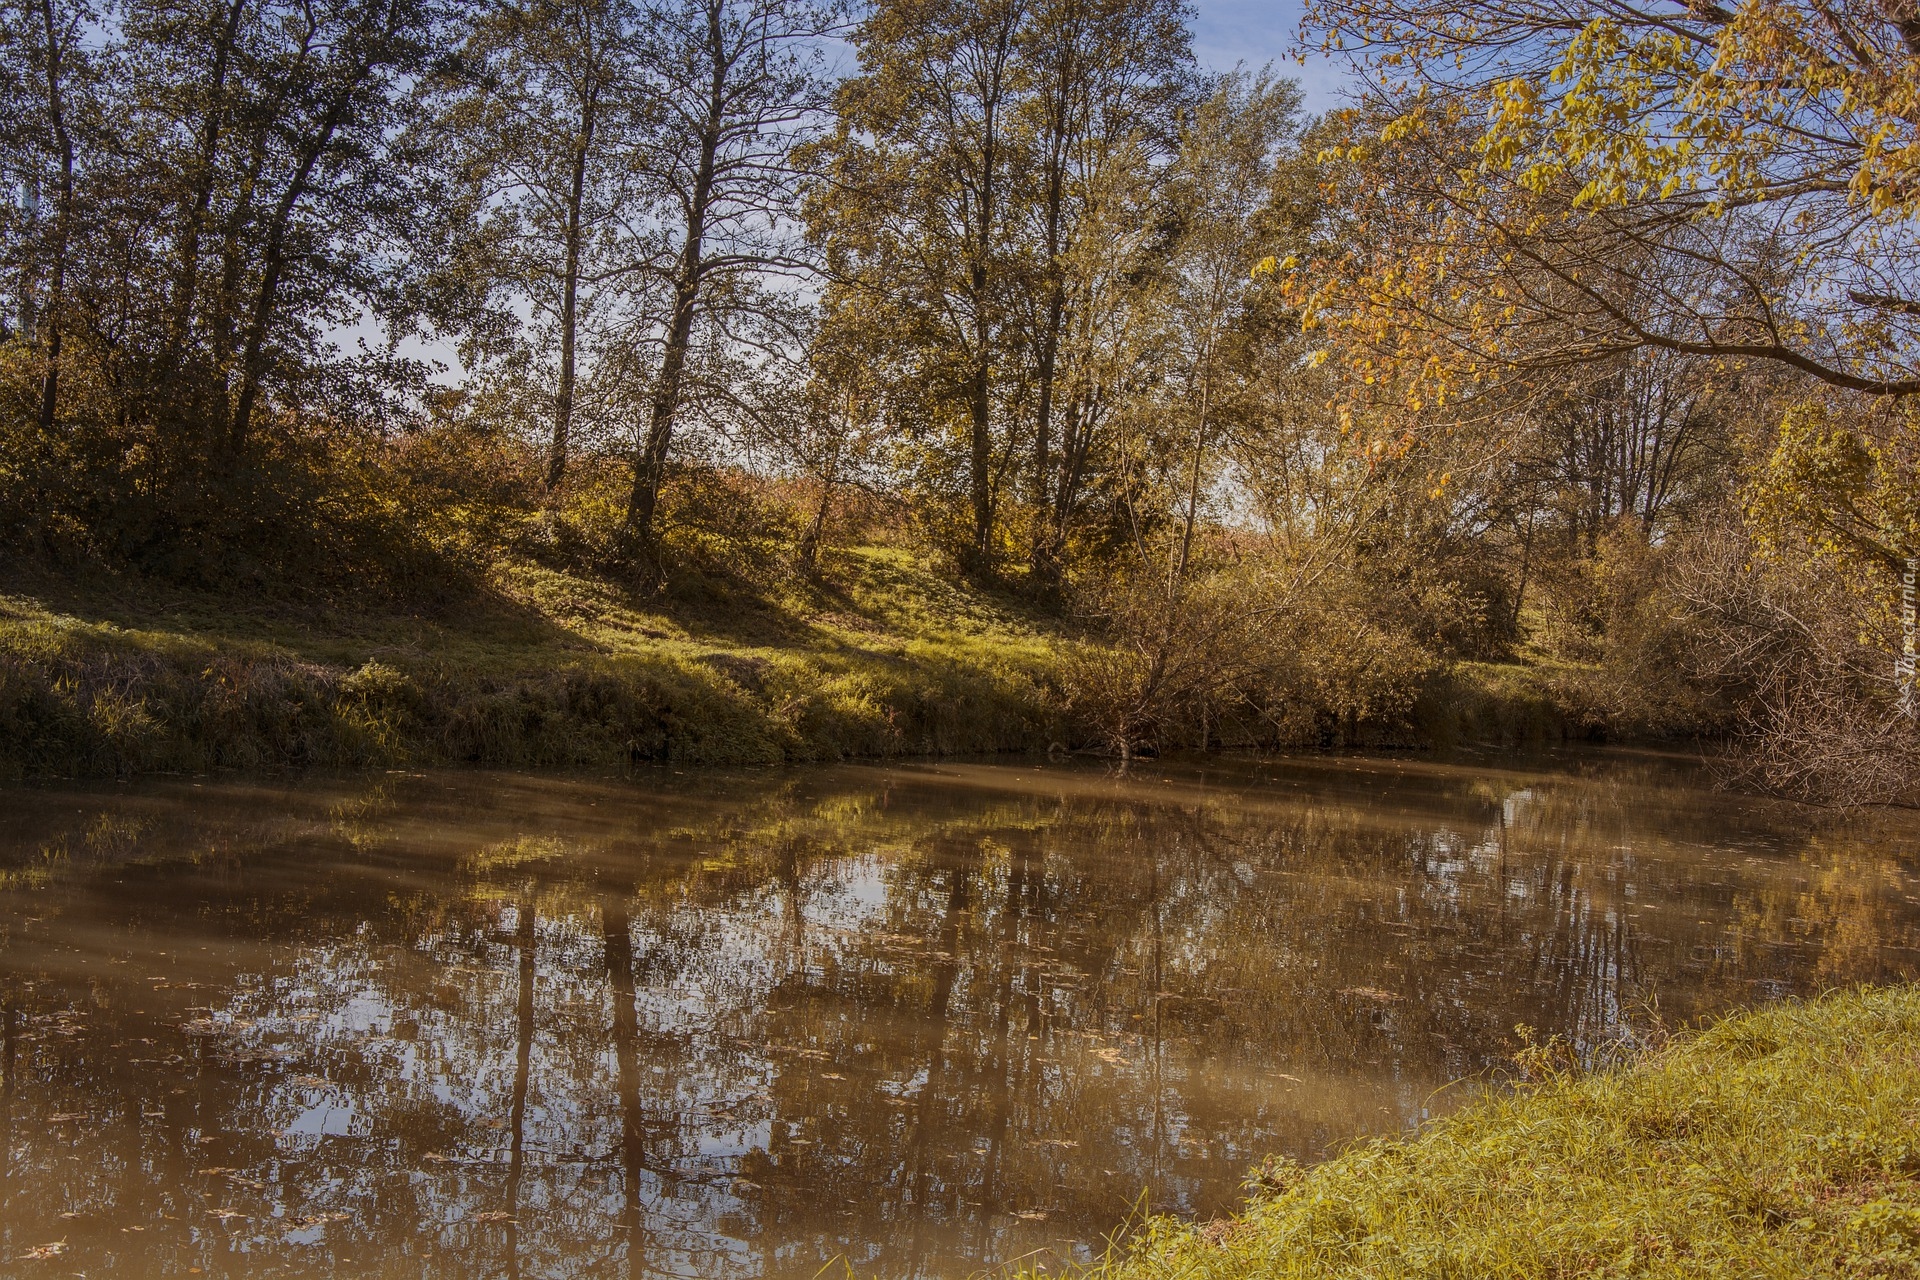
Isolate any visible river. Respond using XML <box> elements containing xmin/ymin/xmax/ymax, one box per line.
<box><xmin>0</xmin><ymin>750</ymin><xmax>1915</xmax><ymax>1277</ymax></box>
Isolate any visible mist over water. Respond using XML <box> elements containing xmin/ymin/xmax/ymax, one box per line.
<box><xmin>0</xmin><ymin>752</ymin><xmax>1915</xmax><ymax>1278</ymax></box>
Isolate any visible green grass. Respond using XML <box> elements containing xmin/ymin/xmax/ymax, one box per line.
<box><xmin>0</xmin><ymin>543</ymin><xmax>1706</xmax><ymax>778</ymax></box>
<box><xmin>0</xmin><ymin>544</ymin><xmax>1071</xmax><ymax>777</ymax></box>
<box><xmin>1065</xmin><ymin>986</ymin><xmax>1920</xmax><ymax>1280</ymax></box>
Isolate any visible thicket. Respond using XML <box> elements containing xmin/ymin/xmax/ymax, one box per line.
<box><xmin>2</xmin><ymin>0</ymin><xmax>1915</xmax><ymax>795</ymax></box>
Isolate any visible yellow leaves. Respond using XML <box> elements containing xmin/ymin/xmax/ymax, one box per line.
<box><xmin>1251</xmin><ymin>254</ymin><xmax>1300</xmax><ymax>280</ymax></box>
<box><xmin>1746</xmin><ymin>401</ymin><xmax>1920</xmax><ymax>573</ymax></box>
<box><xmin>1380</xmin><ymin>105</ymin><xmax>1429</xmax><ymax>143</ymax></box>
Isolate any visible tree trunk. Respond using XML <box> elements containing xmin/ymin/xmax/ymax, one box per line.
<box><xmin>797</xmin><ymin>457</ymin><xmax>837</xmax><ymax>569</ymax></box>
<box><xmin>622</xmin><ymin>28</ymin><xmax>723</xmax><ymax>575</ymax></box>
<box><xmin>548</xmin><ymin>92</ymin><xmax>597</xmax><ymax>491</ymax></box>
<box><xmin>164</xmin><ymin>0</ymin><xmax>249</xmax><ymax>368</ymax></box>
<box><xmin>963</xmin><ymin>23</ymin><xmax>1009</xmax><ymax>573</ymax></box>
<box><xmin>1171</xmin><ymin>375</ymin><xmax>1211</xmax><ymax>594</ymax></box>
<box><xmin>211</xmin><ymin>128</ymin><xmax>272</xmax><ymax>365</ymax></box>
<box><xmin>968</xmin><ymin>319</ymin><xmax>993</xmax><ymax>564</ymax></box>
<box><xmin>35</xmin><ymin>0</ymin><xmax>74</xmax><ymax>437</ymax></box>
<box><xmin>1512</xmin><ymin>500</ymin><xmax>1537</xmax><ymax>635</ymax></box>
<box><xmin>229</xmin><ymin>92</ymin><xmax>351</xmax><ymax>458</ymax></box>
<box><xmin>1027</xmin><ymin>147</ymin><xmax>1068</xmax><ymax>585</ymax></box>
<box><xmin>1050</xmin><ymin>393</ymin><xmax>1094</xmax><ymax>562</ymax></box>
<box><xmin>624</xmin><ymin>270</ymin><xmax>700</xmax><ymax>573</ymax></box>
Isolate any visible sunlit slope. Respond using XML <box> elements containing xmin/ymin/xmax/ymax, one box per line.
<box><xmin>0</xmin><ymin>545</ymin><xmax>1066</xmax><ymax>775</ymax></box>
<box><xmin>1070</xmin><ymin>985</ymin><xmax>1920</xmax><ymax>1280</ymax></box>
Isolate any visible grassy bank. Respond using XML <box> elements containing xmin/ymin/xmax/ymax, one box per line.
<box><xmin>0</xmin><ymin>545</ymin><xmax>1070</xmax><ymax>777</ymax></box>
<box><xmin>1072</xmin><ymin>986</ymin><xmax>1920</xmax><ymax>1280</ymax></box>
<box><xmin>0</xmin><ymin>543</ymin><xmax>1680</xmax><ymax>779</ymax></box>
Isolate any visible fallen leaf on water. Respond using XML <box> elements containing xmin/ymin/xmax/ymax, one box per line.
<box><xmin>21</xmin><ymin>1240</ymin><xmax>65</xmax><ymax>1259</ymax></box>
<box><xmin>196</xmin><ymin>1167</ymin><xmax>237</xmax><ymax>1176</ymax></box>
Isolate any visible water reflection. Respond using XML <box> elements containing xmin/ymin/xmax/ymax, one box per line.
<box><xmin>0</xmin><ymin>752</ymin><xmax>1916</xmax><ymax>1277</ymax></box>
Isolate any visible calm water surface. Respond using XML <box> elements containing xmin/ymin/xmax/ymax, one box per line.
<box><xmin>0</xmin><ymin>752</ymin><xmax>1917</xmax><ymax>1278</ymax></box>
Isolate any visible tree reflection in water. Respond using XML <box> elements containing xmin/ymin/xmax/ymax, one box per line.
<box><xmin>0</xmin><ymin>753</ymin><xmax>1915</xmax><ymax>1278</ymax></box>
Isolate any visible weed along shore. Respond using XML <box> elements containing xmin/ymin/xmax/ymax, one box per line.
<box><xmin>0</xmin><ymin>545</ymin><xmax>1648</xmax><ymax>781</ymax></box>
<box><xmin>1065</xmin><ymin>987</ymin><xmax>1920</xmax><ymax>1280</ymax></box>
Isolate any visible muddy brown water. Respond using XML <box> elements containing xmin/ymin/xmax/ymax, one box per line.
<box><xmin>0</xmin><ymin>751</ymin><xmax>1916</xmax><ymax>1278</ymax></box>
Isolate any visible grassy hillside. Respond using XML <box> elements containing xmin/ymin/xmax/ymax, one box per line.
<box><xmin>0</xmin><ymin>545</ymin><xmax>1069</xmax><ymax>777</ymax></box>
<box><xmin>1066</xmin><ymin>985</ymin><xmax>1920</xmax><ymax>1280</ymax></box>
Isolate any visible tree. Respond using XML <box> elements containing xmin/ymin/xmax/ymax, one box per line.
<box><xmin>1010</xmin><ymin>0</ymin><xmax>1190</xmax><ymax>582</ymax></box>
<box><xmin>808</xmin><ymin>0</ymin><xmax>1028</xmax><ymax>570</ymax></box>
<box><xmin>1155</xmin><ymin>72</ymin><xmax>1297</xmax><ymax>592</ymax></box>
<box><xmin>432</xmin><ymin>0</ymin><xmax>649</xmax><ymax>491</ymax></box>
<box><xmin>1</xmin><ymin>0</ymin><xmax>96</xmax><ymax>463</ymax></box>
<box><xmin>1293</xmin><ymin>0</ymin><xmax>1920</xmax><ymax>402</ymax></box>
<box><xmin>617</xmin><ymin>0</ymin><xmax>831</xmax><ymax>576</ymax></box>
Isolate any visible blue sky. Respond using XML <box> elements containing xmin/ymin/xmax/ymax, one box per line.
<box><xmin>1190</xmin><ymin>0</ymin><xmax>1351</xmax><ymax>113</ymax></box>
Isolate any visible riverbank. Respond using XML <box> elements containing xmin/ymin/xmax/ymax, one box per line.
<box><xmin>0</xmin><ymin>546</ymin><xmax>1070</xmax><ymax>777</ymax></box>
<box><xmin>0</xmin><ymin>546</ymin><xmax>1665</xmax><ymax>779</ymax></box>
<box><xmin>1071</xmin><ymin>985</ymin><xmax>1920</xmax><ymax>1280</ymax></box>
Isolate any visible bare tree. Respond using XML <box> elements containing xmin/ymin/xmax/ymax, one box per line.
<box><xmin>616</xmin><ymin>0</ymin><xmax>831</xmax><ymax>579</ymax></box>
<box><xmin>434</xmin><ymin>0</ymin><xmax>650</xmax><ymax>491</ymax></box>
